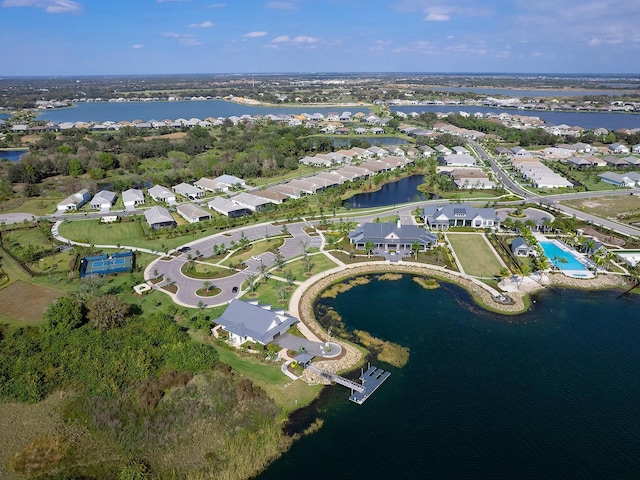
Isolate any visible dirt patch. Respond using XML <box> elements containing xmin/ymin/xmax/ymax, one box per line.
<box><xmin>144</xmin><ymin>132</ymin><xmax>187</xmax><ymax>141</ymax></box>
<box><xmin>0</xmin><ymin>281</ymin><xmax>63</xmax><ymax>324</ymax></box>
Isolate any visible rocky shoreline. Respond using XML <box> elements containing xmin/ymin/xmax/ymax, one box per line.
<box><xmin>295</xmin><ymin>264</ymin><xmax>632</xmax><ymax>381</ymax></box>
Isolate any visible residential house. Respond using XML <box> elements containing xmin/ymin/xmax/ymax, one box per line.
<box><xmin>144</xmin><ymin>206</ymin><xmax>176</xmax><ymax>229</ymax></box>
<box><xmin>214</xmin><ymin>174</ymin><xmax>246</xmax><ymax>190</ymax></box>
<box><xmin>172</xmin><ymin>182</ymin><xmax>205</xmax><ymax>200</ymax></box>
<box><xmin>598</xmin><ymin>171</ymin><xmax>637</xmax><ymax>187</ymax></box>
<box><xmin>90</xmin><ymin>190</ymin><xmax>117</xmax><ymax>211</ymax></box>
<box><xmin>215</xmin><ymin>300</ymin><xmax>298</xmax><ymax>346</ymax></box>
<box><xmin>57</xmin><ymin>189</ymin><xmax>91</xmax><ymax>211</ymax></box>
<box><xmin>230</xmin><ymin>192</ymin><xmax>273</xmax><ymax>212</ymax></box>
<box><xmin>438</xmin><ymin>153</ymin><xmax>477</xmax><ymax>167</ymax></box>
<box><xmin>122</xmin><ymin>189</ymin><xmax>145</xmax><ymax>210</ymax></box>
<box><xmin>194</xmin><ymin>177</ymin><xmax>228</xmax><ymax>193</ymax></box>
<box><xmin>349</xmin><ymin>221</ymin><xmax>437</xmax><ymax>253</ymax></box>
<box><xmin>609</xmin><ymin>143</ymin><xmax>630</xmax><ymax>154</ymax></box>
<box><xmin>566</xmin><ymin>156</ymin><xmax>593</xmax><ymax>169</ymax></box>
<box><xmin>603</xmin><ymin>156</ymin><xmax>629</xmax><ymax>168</ymax></box>
<box><xmin>434</xmin><ymin>144</ymin><xmax>452</xmax><ymax>155</ymax></box>
<box><xmin>250</xmin><ymin>188</ymin><xmax>288</xmax><ymax>204</ymax></box>
<box><xmin>207</xmin><ymin>197</ymin><xmax>249</xmax><ymax>217</ymax></box>
<box><xmin>422</xmin><ymin>204</ymin><xmax>500</xmax><ymax>230</ymax></box>
<box><xmin>148</xmin><ymin>185</ymin><xmax>176</xmax><ymax>204</ymax></box>
<box><xmin>176</xmin><ymin>203</ymin><xmax>212</xmax><ymax>223</ymax></box>
<box><xmin>633</xmin><ymin>144</ymin><xmax>640</xmax><ymax>154</ymax></box>
<box><xmin>452</xmin><ymin>146</ymin><xmax>470</xmax><ymax>155</ymax></box>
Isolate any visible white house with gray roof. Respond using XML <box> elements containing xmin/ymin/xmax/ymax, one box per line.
<box><xmin>122</xmin><ymin>188</ymin><xmax>145</xmax><ymax>210</ymax></box>
<box><xmin>422</xmin><ymin>204</ymin><xmax>500</xmax><ymax>230</ymax></box>
<box><xmin>144</xmin><ymin>206</ymin><xmax>176</xmax><ymax>229</ymax></box>
<box><xmin>148</xmin><ymin>185</ymin><xmax>176</xmax><ymax>204</ymax></box>
<box><xmin>57</xmin><ymin>189</ymin><xmax>91</xmax><ymax>211</ymax></box>
<box><xmin>90</xmin><ymin>190</ymin><xmax>117</xmax><ymax>211</ymax></box>
<box><xmin>215</xmin><ymin>300</ymin><xmax>298</xmax><ymax>346</ymax></box>
<box><xmin>349</xmin><ymin>221</ymin><xmax>437</xmax><ymax>253</ymax></box>
<box><xmin>176</xmin><ymin>203</ymin><xmax>211</xmax><ymax>223</ymax></box>
<box><xmin>207</xmin><ymin>197</ymin><xmax>251</xmax><ymax>218</ymax></box>
<box><xmin>172</xmin><ymin>182</ymin><xmax>205</xmax><ymax>200</ymax></box>
<box><xmin>230</xmin><ymin>192</ymin><xmax>273</xmax><ymax>212</ymax></box>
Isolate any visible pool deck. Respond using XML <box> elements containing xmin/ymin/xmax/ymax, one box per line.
<box><xmin>535</xmin><ymin>235</ymin><xmax>596</xmax><ymax>279</ymax></box>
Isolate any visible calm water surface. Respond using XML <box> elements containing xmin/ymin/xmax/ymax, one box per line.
<box><xmin>346</xmin><ymin>174</ymin><xmax>430</xmax><ymax>208</ymax></box>
<box><xmin>392</xmin><ymin>105</ymin><xmax>640</xmax><ymax>130</ymax></box>
<box><xmin>260</xmin><ymin>275</ymin><xmax>640</xmax><ymax>479</ymax></box>
<box><xmin>36</xmin><ymin>100</ymin><xmax>364</xmax><ymax>123</ymax></box>
<box><xmin>0</xmin><ymin>149</ymin><xmax>28</xmax><ymax>162</ymax></box>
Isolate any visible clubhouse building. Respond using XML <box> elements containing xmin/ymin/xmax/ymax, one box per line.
<box><xmin>422</xmin><ymin>204</ymin><xmax>500</xmax><ymax>230</ymax></box>
<box><xmin>349</xmin><ymin>221</ymin><xmax>438</xmax><ymax>254</ymax></box>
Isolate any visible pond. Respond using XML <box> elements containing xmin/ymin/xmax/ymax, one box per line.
<box><xmin>345</xmin><ymin>174</ymin><xmax>433</xmax><ymax>209</ymax></box>
<box><xmin>0</xmin><ymin>149</ymin><xmax>29</xmax><ymax>162</ymax></box>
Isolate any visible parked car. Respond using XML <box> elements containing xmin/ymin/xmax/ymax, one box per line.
<box><xmin>232</xmin><ymin>286</ymin><xmax>238</xmax><ymax>293</ymax></box>
<box><xmin>251</xmin><ymin>255</ymin><xmax>261</xmax><ymax>261</ymax></box>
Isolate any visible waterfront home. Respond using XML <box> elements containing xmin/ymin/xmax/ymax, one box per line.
<box><xmin>207</xmin><ymin>197</ymin><xmax>251</xmax><ymax>218</ymax></box>
<box><xmin>609</xmin><ymin>143</ymin><xmax>630</xmax><ymax>154</ymax></box>
<box><xmin>148</xmin><ymin>185</ymin><xmax>176</xmax><ymax>204</ymax></box>
<box><xmin>598</xmin><ymin>171</ymin><xmax>638</xmax><ymax>187</ymax></box>
<box><xmin>57</xmin><ymin>189</ymin><xmax>91</xmax><ymax>211</ymax></box>
<box><xmin>144</xmin><ymin>206</ymin><xmax>176</xmax><ymax>230</ymax></box>
<box><xmin>176</xmin><ymin>203</ymin><xmax>212</xmax><ymax>223</ymax></box>
<box><xmin>172</xmin><ymin>182</ymin><xmax>205</xmax><ymax>200</ymax></box>
<box><xmin>367</xmin><ymin>146</ymin><xmax>388</xmax><ymax>157</ymax></box>
<box><xmin>122</xmin><ymin>188</ymin><xmax>145</xmax><ymax>210</ymax></box>
<box><xmin>90</xmin><ymin>190</ymin><xmax>117</xmax><ymax>211</ymax></box>
<box><xmin>349</xmin><ymin>220</ymin><xmax>437</xmax><ymax>253</ymax></box>
<box><xmin>288</xmin><ymin>178</ymin><xmax>323</xmax><ymax>194</ymax></box>
<box><xmin>511</xmin><ymin>237</ymin><xmax>535</xmax><ymax>257</ymax></box>
<box><xmin>215</xmin><ymin>300</ymin><xmax>298</xmax><ymax>346</ymax></box>
<box><xmin>338</xmin><ymin>165</ymin><xmax>372</xmax><ymax>180</ymax></box>
<box><xmin>422</xmin><ymin>204</ymin><xmax>500</xmax><ymax>230</ymax></box>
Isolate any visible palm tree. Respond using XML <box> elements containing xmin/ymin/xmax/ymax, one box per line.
<box><xmin>365</xmin><ymin>241</ymin><xmax>374</xmax><ymax>258</ymax></box>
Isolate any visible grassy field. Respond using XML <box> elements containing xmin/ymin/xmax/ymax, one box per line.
<box><xmin>447</xmin><ymin>233</ymin><xmax>504</xmax><ymax>278</ymax></box>
<box><xmin>221</xmin><ymin>237</ymin><xmax>285</xmax><ymax>267</ymax></box>
<box><xmin>242</xmin><ymin>277</ymin><xmax>292</xmax><ymax>307</ymax></box>
<box><xmin>561</xmin><ymin>195</ymin><xmax>640</xmax><ymax>224</ymax></box>
<box><xmin>0</xmin><ymin>280</ymin><xmax>63</xmax><ymax>327</ymax></box>
<box><xmin>0</xmin><ymin>197</ymin><xmax>61</xmax><ymax>216</ymax></box>
<box><xmin>214</xmin><ymin>346</ymin><xmax>321</xmax><ymax>413</ymax></box>
<box><xmin>284</xmin><ymin>253</ymin><xmax>339</xmax><ymax>281</ymax></box>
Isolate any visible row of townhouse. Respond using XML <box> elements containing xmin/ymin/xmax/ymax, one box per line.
<box><xmin>57</xmin><ymin>188</ymin><xmax>147</xmax><ymax>212</ymax></box>
<box><xmin>510</xmin><ymin>157</ymin><xmax>573</xmax><ymax>189</ymax></box>
<box><xmin>298</xmin><ymin>145</ymin><xmax>406</xmax><ymax>167</ymax></box>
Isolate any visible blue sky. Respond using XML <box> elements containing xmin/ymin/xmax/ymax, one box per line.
<box><xmin>1</xmin><ymin>0</ymin><xmax>638</xmax><ymax>75</ymax></box>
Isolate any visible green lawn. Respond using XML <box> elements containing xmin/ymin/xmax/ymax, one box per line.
<box><xmin>447</xmin><ymin>233</ymin><xmax>504</xmax><ymax>278</ymax></box>
<box><xmin>284</xmin><ymin>253</ymin><xmax>339</xmax><ymax>281</ymax></box>
<box><xmin>214</xmin><ymin>345</ymin><xmax>321</xmax><ymax>413</ymax></box>
<box><xmin>221</xmin><ymin>237</ymin><xmax>285</xmax><ymax>267</ymax></box>
<box><xmin>241</xmin><ymin>277</ymin><xmax>292</xmax><ymax>307</ymax></box>
<box><xmin>0</xmin><ymin>197</ymin><xmax>61</xmax><ymax>216</ymax></box>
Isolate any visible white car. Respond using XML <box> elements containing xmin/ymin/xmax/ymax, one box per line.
<box><xmin>251</xmin><ymin>255</ymin><xmax>261</xmax><ymax>261</ymax></box>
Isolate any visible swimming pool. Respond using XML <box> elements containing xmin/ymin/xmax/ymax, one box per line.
<box><xmin>538</xmin><ymin>241</ymin><xmax>588</xmax><ymax>271</ymax></box>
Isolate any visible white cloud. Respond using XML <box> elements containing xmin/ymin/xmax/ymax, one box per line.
<box><xmin>131</xmin><ymin>44</ymin><xmax>144</xmax><ymax>49</ymax></box>
<box><xmin>292</xmin><ymin>35</ymin><xmax>318</xmax><ymax>44</ymax></box>
<box><xmin>271</xmin><ymin>35</ymin><xmax>290</xmax><ymax>43</ymax></box>
<box><xmin>424</xmin><ymin>12</ymin><xmax>449</xmax><ymax>21</ymax></box>
<box><xmin>180</xmin><ymin>35</ymin><xmax>202</xmax><ymax>46</ymax></box>
<box><xmin>2</xmin><ymin>0</ymin><xmax>82</xmax><ymax>13</ymax></box>
<box><xmin>244</xmin><ymin>31</ymin><xmax>268</xmax><ymax>38</ymax></box>
<box><xmin>189</xmin><ymin>20</ymin><xmax>213</xmax><ymax>28</ymax></box>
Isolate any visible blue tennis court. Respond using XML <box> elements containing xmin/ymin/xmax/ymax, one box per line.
<box><xmin>80</xmin><ymin>252</ymin><xmax>134</xmax><ymax>277</ymax></box>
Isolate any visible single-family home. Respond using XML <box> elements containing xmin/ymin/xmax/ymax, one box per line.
<box><xmin>194</xmin><ymin>177</ymin><xmax>227</xmax><ymax>193</ymax></box>
<box><xmin>452</xmin><ymin>146</ymin><xmax>470</xmax><ymax>155</ymax></box>
<box><xmin>57</xmin><ymin>189</ymin><xmax>91</xmax><ymax>211</ymax></box>
<box><xmin>632</xmin><ymin>144</ymin><xmax>640</xmax><ymax>154</ymax></box>
<box><xmin>422</xmin><ymin>204</ymin><xmax>500</xmax><ymax>230</ymax></box>
<box><xmin>176</xmin><ymin>203</ymin><xmax>212</xmax><ymax>223</ymax></box>
<box><xmin>172</xmin><ymin>182</ymin><xmax>205</xmax><ymax>200</ymax></box>
<box><xmin>250</xmin><ymin>188</ymin><xmax>288</xmax><ymax>204</ymax></box>
<box><xmin>435</xmin><ymin>145</ymin><xmax>452</xmax><ymax>155</ymax></box>
<box><xmin>349</xmin><ymin>221</ymin><xmax>437</xmax><ymax>254</ymax></box>
<box><xmin>122</xmin><ymin>188</ymin><xmax>145</xmax><ymax>210</ymax></box>
<box><xmin>90</xmin><ymin>190</ymin><xmax>117</xmax><ymax>211</ymax></box>
<box><xmin>214</xmin><ymin>174</ymin><xmax>246</xmax><ymax>190</ymax></box>
<box><xmin>148</xmin><ymin>185</ymin><xmax>176</xmax><ymax>204</ymax></box>
<box><xmin>609</xmin><ymin>143</ymin><xmax>630</xmax><ymax>154</ymax></box>
<box><xmin>566</xmin><ymin>157</ymin><xmax>593</xmax><ymax>169</ymax></box>
<box><xmin>207</xmin><ymin>197</ymin><xmax>251</xmax><ymax>218</ymax></box>
<box><xmin>438</xmin><ymin>153</ymin><xmax>477</xmax><ymax>167</ymax></box>
<box><xmin>144</xmin><ymin>206</ymin><xmax>176</xmax><ymax>229</ymax></box>
<box><xmin>598</xmin><ymin>171</ymin><xmax>637</xmax><ymax>188</ymax></box>
<box><xmin>214</xmin><ymin>299</ymin><xmax>298</xmax><ymax>346</ymax></box>
<box><xmin>229</xmin><ymin>192</ymin><xmax>273</xmax><ymax>212</ymax></box>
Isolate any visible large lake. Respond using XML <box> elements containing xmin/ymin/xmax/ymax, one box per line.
<box><xmin>392</xmin><ymin>105</ymin><xmax>640</xmax><ymax>130</ymax></box>
<box><xmin>428</xmin><ymin>86</ymin><xmax>640</xmax><ymax>97</ymax></box>
<box><xmin>345</xmin><ymin>174</ymin><xmax>429</xmax><ymax>208</ymax></box>
<box><xmin>259</xmin><ymin>275</ymin><xmax>640</xmax><ymax>479</ymax></box>
<box><xmin>34</xmin><ymin>100</ymin><xmax>640</xmax><ymax>131</ymax></box>
<box><xmin>36</xmin><ymin>100</ymin><xmax>365</xmax><ymax>123</ymax></box>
